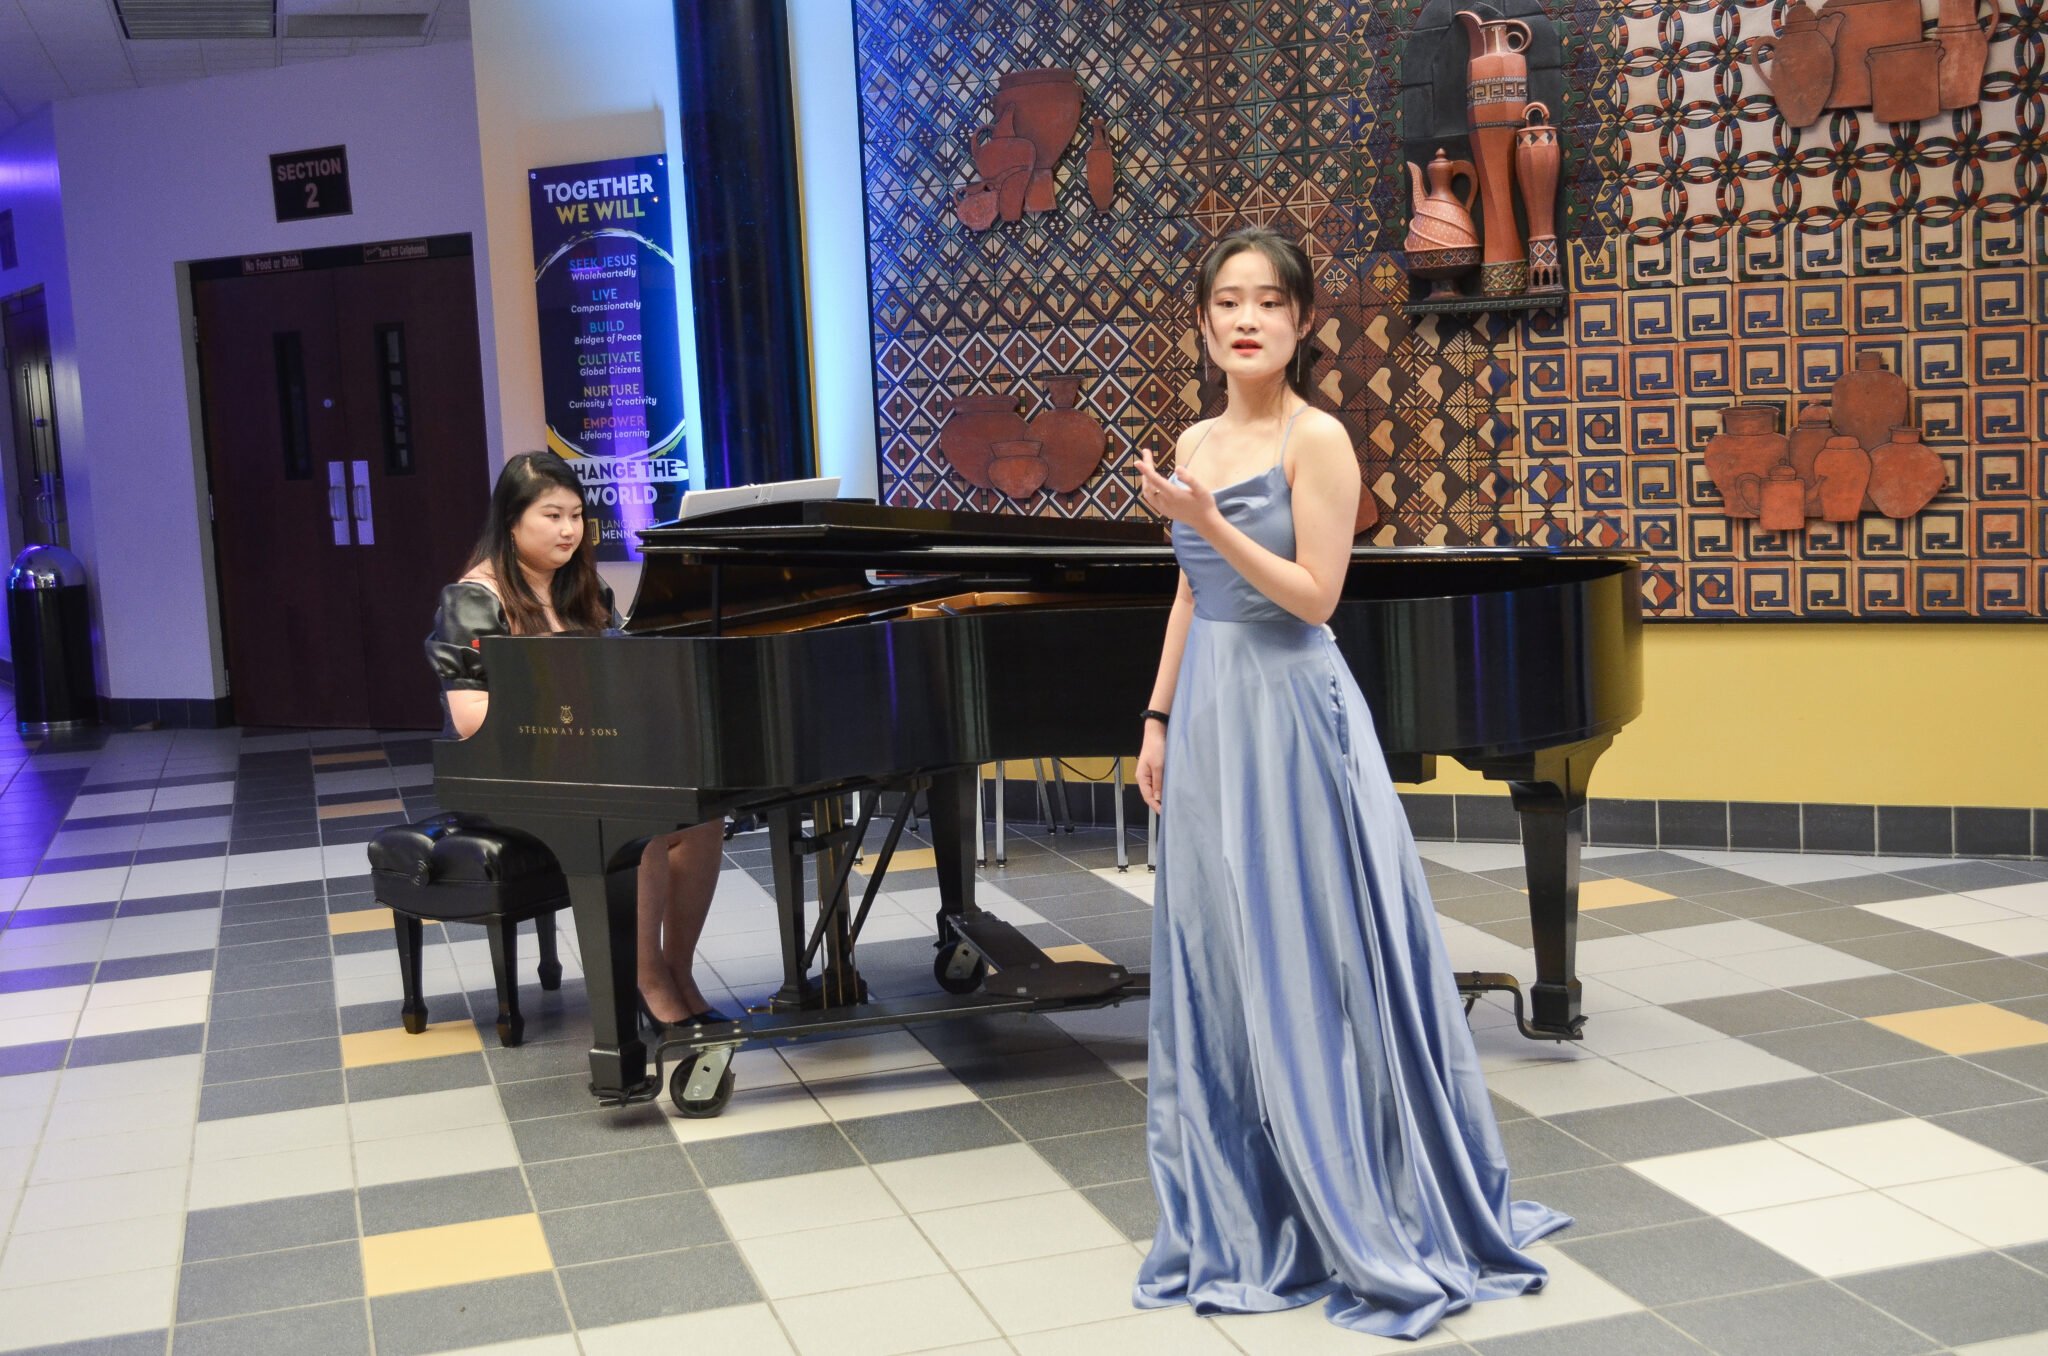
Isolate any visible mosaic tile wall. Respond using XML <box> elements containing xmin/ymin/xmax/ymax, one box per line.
<box><xmin>853</xmin><ymin>0</ymin><xmax>2048</xmax><ymax>617</ymax></box>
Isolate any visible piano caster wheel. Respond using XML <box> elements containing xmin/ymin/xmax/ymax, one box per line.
<box><xmin>671</xmin><ymin>1054</ymin><xmax>736</xmax><ymax>1119</ymax></box>
<box><xmin>933</xmin><ymin>945</ymin><xmax>988</xmax><ymax>995</ymax></box>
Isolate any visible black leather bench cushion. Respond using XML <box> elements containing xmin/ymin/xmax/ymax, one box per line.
<box><xmin>371</xmin><ymin>815</ymin><xmax>567</xmax><ymax>921</ymax></box>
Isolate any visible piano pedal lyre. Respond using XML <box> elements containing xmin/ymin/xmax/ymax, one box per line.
<box><xmin>1455</xmin><ymin>971</ymin><xmax>1586</xmax><ymax>1042</ymax></box>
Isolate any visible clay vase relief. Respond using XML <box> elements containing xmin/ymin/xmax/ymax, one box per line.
<box><xmin>1703</xmin><ymin>353</ymin><xmax>1946</xmax><ymax>530</ymax></box>
<box><xmin>937</xmin><ymin>377</ymin><xmax>1108</xmax><ymax>499</ymax></box>
<box><xmin>954</xmin><ymin>70</ymin><xmax>1114</xmax><ymax>230</ymax></box>
<box><xmin>1403</xmin><ymin>14</ymin><xmax>1565</xmax><ymax>300</ymax></box>
<box><xmin>1753</xmin><ymin>0</ymin><xmax>1996</xmax><ymax>128</ymax></box>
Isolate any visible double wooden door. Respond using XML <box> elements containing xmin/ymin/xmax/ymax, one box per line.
<box><xmin>192</xmin><ymin>246</ymin><xmax>489</xmax><ymax>729</ymax></box>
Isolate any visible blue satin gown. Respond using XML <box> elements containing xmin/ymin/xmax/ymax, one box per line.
<box><xmin>1135</xmin><ymin>423</ymin><xmax>1570</xmax><ymax>1340</ymax></box>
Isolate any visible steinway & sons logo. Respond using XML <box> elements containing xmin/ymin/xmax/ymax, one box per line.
<box><xmin>516</xmin><ymin>704</ymin><xmax>619</xmax><ymax>738</ymax></box>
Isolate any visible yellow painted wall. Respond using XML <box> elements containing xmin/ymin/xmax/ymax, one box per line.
<box><xmin>1015</xmin><ymin>625</ymin><xmax>2047</xmax><ymax>809</ymax></box>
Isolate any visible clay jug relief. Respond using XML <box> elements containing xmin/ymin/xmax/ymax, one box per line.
<box><xmin>954</xmin><ymin>70</ymin><xmax>1118</xmax><ymax>231</ymax></box>
<box><xmin>1755</xmin><ymin>0</ymin><xmax>1995</xmax><ymax>128</ymax></box>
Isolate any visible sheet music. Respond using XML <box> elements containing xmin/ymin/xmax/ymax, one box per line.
<box><xmin>676</xmin><ymin>476</ymin><xmax>842</xmax><ymax>520</ymax></box>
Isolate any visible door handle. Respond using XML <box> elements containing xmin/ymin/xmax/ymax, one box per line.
<box><xmin>327</xmin><ymin>461</ymin><xmax>349</xmax><ymax>545</ymax></box>
<box><xmin>349</xmin><ymin>459</ymin><xmax>375</xmax><ymax>545</ymax></box>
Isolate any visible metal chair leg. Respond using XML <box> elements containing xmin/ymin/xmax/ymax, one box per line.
<box><xmin>1113</xmin><ymin>758</ymin><xmax>1128</xmax><ymax>872</ymax></box>
<box><xmin>994</xmin><ymin>762</ymin><xmax>1007</xmax><ymax>865</ymax></box>
<box><xmin>1147</xmin><ymin>804</ymin><xmax>1158</xmax><ymax>873</ymax></box>
<box><xmin>1030</xmin><ymin>758</ymin><xmax>1054</xmax><ymax>836</ymax></box>
<box><xmin>1049</xmin><ymin>760</ymin><xmax>1075</xmax><ymax>833</ymax></box>
<box><xmin>975</xmin><ymin>765</ymin><xmax>988</xmax><ymax>867</ymax></box>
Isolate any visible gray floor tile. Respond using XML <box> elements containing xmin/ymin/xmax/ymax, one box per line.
<box><xmin>197</xmin><ymin>1069</ymin><xmax>345</xmax><ymax>1121</ymax></box>
<box><xmin>1790</xmin><ymin>973</ymin><xmax>1974</xmax><ymax>1018</ymax></box>
<box><xmin>1913</xmin><ymin>958</ymin><xmax>2048</xmax><ymax>1002</ymax></box>
<box><xmin>1091</xmin><ymin>937</ymin><xmax>1150</xmax><ymax>971</ymax></box>
<box><xmin>1546</xmin><ymin>1098</ymin><xmax>1756</xmax><ymax>1160</ymax></box>
<box><xmin>345</xmin><ymin>1053</ymin><xmax>490</xmax><ymax>1102</ymax></box>
<box><xmin>540</xmin><ymin>1189</ymin><xmax>726</xmax><ymax>1265</ymax></box>
<box><xmin>1056</xmin><ymin>910</ymin><xmax>1156</xmax><ymax>944</ymax></box>
<box><xmin>1081</xmin><ymin>1179</ymin><xmax>1158</xmax><ymax>1241</ymax></box>
<box><xmin>358</xmin><ymin>1168</ymin><xmax>532</xmax><ymax>1236</ymax></box>
<box><xmin>1032</xmin><ymin>1124</ymin><xmax>1149</xmax><ymax>1188</ymax></box>
<box><xmin>1663</xmin><ymin>1281</ymin><xmax>1939</xmax><ymax>1356</ymax></box>
<box><xmin>685</xmin><ymin>1123</ymin><xmax>860</xmax><ymax>1188</ymax></box>
<box><xmin>67</xmin><ymin>1024</ymin><xmax>205</xmax><ymax>1067</ymax></box>
<box><xmin>1834</xmin><ymin>1057</ymin><xmax>2039</xmax><ymax>1116</ymax></box>
<box><xmin>1746</xmin><ymin>1020</ymin><xmax>1936</xmax><ymax>1073</ymax></box>
<box><xmin>1695</xmin><ymin>1076</ymin><xmax>1903</xmax><ymax>1135</ymax></box>
<box><xmin>1969</xmin><ymin>1044</ymin><xmax>2048</xmax><ymax>1093</ymax></box>
<box><xmin>1704</xmin><ymin>885</ymin><xmax>1847</xmax><ymax>918</ymax></box>
<box><xmin>1498</xmin><ymin>1116</ymin><xmax>1609</xmax><ymax>1176</ymax></box>
<box><xmin>176</xmin><ymin>1240</ymin><xmax>364</xmax><ymax>1323</ymax></box>
<box><xmin>497</xmin><ymin>1072</ymin><xmax>611</xmax><ymax>1122</ymax></box>
<box><xmin>1795</xmin><ymin>875</ymin><xmax>1945</xmax><ymax>906</ymax></box>
<box><xmin>202</xmin><ymin>1036</ymin><xmax>340</xmax><ymax>1084</ymax></box>
<box><xmin>555</xmin><ymin>1243</ymin><xmax>759</xmax><ymax>1328</ymax></box>
<box><xmin>1647</xmin><ymin>865</ymin><xmax>1773</xmax><ymax>898</ymax></box>
<box><xmin>1667</xmin><ymin>989</ymin><xmax>1844</xmax><ymax>1037</ymax></box>
<box><xmin>486</xmin><ymin>1038</ymin><xmax>598</xmax><ymax>1084</ymax></box>
<box><xmin>1471</xmin><ymin>1311</ymin><xmax>1710</xmax><ymax>1356</ymax></box>
<box><xmin>1840</xmin><ymin>1252</ymin><xmax>2048</xmax><ymax>1345</ymax></box>
<box><xmin>1511</xmin><ymin>1164</ymin><xmax>1703</xmax><ymax>1237</ymax></box>
<box><xmin>1</xmin><ymin>1334</ymin><xmax>170</xmax><ymax>1356</ymax></box>
<box><xmin>1578</xmin><ymin>851</ymin><xmax>1704</xmax><ymax>878</ymax></box>
<box><xmin>206</xmin><ymin>1008</ymin><xmax>337</xmax><ymax>1052</ymax></box>
<box><xmin>213</xmin><ymin>936</ymin><xmax>331</xmax><ymax>970</ymax></box>
<box><xmin>219</xmin><ymin>914</ymin><xmax>329</xmax><ymax>946</ymax></box>
<box><xmin>95</xmin><ymin>950</ymin><xmax>216</xmax><ymax>981</ymax></box>
<box><xmin>985</xmin><ymin>1078</ymin><xmax>1147</xmax><ymax>1139</ymax></box>
<box><xmin>368</xmin><ymin>1273</ymin><xmax>569</xmax><ymax>1356</ymax></box>
<box><xmin>839</xmin><ymin>1101</ymin><xmax>1021</xmax><ymax>1164</ymax></box>
<box><xmin>1560</xmin><ymin>1217</ymin><xmax>1814</xmax><ymax>1305</ymax></box>
<box><xmin>208</xmin><ymin>981</ymin><xmax>337</xmax><ymax>1021</ymax></box>
<box><xmin>183</xmin><ymin>1191</ymin><xmax>359</xmax><ymax>1263</ymax></box>
<box><xmin>1435</xmin><ymin>890</ymin><xmax>1533</xmax><ymax>926</ymax></box>
<box><xmin>1929</xmin><ymin>1100</ymin><xmax>2048</xmax><ymax>1163</ymax></box>
<box><xmin>172</xmin><ymin>1301</ymin><xmax>368</xmax><ymax>1356</ymax></box>
<box><xmin>1893</xmin><ymin>861</ymin><xmax>2040</xmax><ymax>892</ymax></box>
<box><xmin>1832</xmin><ymin>930</ymin><xmax>2003</xmax><ymax>971</ymax></box>
<box><xmin>508</xmin><ymin>1105</ymin><xmax>676</xmax><ymax>1164</ymax></box>
<box><xmin>911</xmin><ymin>1012</ymin><xmax>1077</xmax><ymax>1062</ymax></box>
<box><xmin>208</xmin><ymin>956</ymin><xmax>331</xmax><ymax>994</ymax></box>
<box><xmin>1020</xmin><ymin>890</ymin><xmax>1157</xmax><ymax>923</ymax></box>
<box><xmin>1767</xmin><ymin>907</ymin><xmax>1919</xmax><ymax>945</ymax></box>
<box><xmin>1584</xmin><ymin>898</ymin><xmax>1733</xmax><ymax>935</ymax></box>
<box><xmin>526</xmin><ymin>1143</ymin><xmax>699</xmax><ymax>1208</ymax></box>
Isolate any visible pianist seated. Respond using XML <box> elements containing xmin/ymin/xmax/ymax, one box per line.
<box><xmin>426</xmin><ymin>451</ymin><xmax>728</xmax><ymax>1028</ymax></box>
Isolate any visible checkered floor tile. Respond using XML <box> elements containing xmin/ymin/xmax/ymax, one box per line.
<box><xmin>2</xmin><ymin>724</ymin><xmax>2048</xmax><ymax>1354</ymax></box>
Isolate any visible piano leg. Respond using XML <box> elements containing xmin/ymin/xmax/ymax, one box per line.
<box><xmin>767</xmin><ymin>806</ymin><xmax>819</xmax><ymax>1011</ymax></box>
<box><xmin>927</xmin><ymin>765</ymin><xmax>980</xmax><ymax>933</ymax></box>
<box><xmin>813</xmin><ymin>795</ymin><xmax>865</xmax><ymax>1007</ymax></box>
<box><xmin>1506</xmin><ymin>779</ymin><xmax>1587</xmax><ymax>1040</ymax></box>
<box><xmin>568</xmin><ymin>862</ymin><xmax>654</xmax><ymax>1103</ymax></box>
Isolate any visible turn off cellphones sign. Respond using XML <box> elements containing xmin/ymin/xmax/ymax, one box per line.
<box><xmin>271</xmin><ymin>145</ymin><xmax>352</xmax><ymax>222</ymax></box>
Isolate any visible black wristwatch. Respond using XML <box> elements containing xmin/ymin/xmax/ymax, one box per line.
<box><xmin>1141</xmin><ymin>708</ymin><xmax>1170</xmax><ymax>727</ymax></box>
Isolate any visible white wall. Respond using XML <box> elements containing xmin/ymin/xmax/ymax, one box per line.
<box><xmin>52</xmin><ymin>41</ymin><xmax>494</xmax><ymax>701</ymax></box>
<box><xmin>0</xmin><ymin>108</ymin><xmax>82</xmax><ymax>668</ymax></box>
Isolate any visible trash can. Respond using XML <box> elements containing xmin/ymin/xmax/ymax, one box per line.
<box><xmin>7</xmin><ymin>544</ymin><xmax>97</xmax><ymax>733</ymax></box>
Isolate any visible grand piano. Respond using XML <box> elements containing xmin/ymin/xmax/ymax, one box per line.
<box><xmin>434</xmin><ymin>500</ymin><xmax>1642</xmax><ymax>1115</ymax></box>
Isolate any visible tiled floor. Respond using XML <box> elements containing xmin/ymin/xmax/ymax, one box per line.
<box><xmin>3</xmin><ymin>726</ymin><xmax>2048</xmax><ymax>1354</ymax></box>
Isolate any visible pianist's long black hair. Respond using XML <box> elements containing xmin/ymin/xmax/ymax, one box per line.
<box><xmin>1194</xmin><ymin>226</ymin><xmax>1318</xmax><ymax>400</ymax></box>
<box><xmin>465</xmin><ymin>451</ymin><xmax>610</xmax><ymax>637</ymax></box>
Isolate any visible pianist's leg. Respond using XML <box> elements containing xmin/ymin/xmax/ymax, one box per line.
<box><xmin>635</xmin><ymin>823</ymin><xmax>725</xmax><ymax>1023</ymax></box>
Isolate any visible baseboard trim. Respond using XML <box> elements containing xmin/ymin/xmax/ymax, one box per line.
<box><xmin>96</xmin><ymin>695</ymin><xmax>234</xmax><ymax>730</ymax></box>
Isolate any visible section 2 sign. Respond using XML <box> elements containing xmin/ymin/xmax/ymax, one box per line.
<box><xmin>271</xmin><ymin>145</ymin><xmax>352</xmax><ymax>222</ymax></box>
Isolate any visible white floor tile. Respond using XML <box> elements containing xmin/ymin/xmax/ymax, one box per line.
<box><xmin>98</xmin><ymin>912</ymin><xmax>220</xmax><ymax>959</ymax></box>
<box><xmin>17</xmin><ymin>867</ymin><xmax>130</xmax><ymax>909</ymax></box>
<box><xmin>0</xmin><ymin>1266</ymin><xmax>176</xmax><ymax>1351</ymax></box>
<box><xmin>1609</xmin><ymin>1038</ymin><xmax>1810</xmax><ymax>1095</ymax></box>
<box><xmin>0</xmin><ymin>1144</ymin><xmax>27</xmax><ymax>1192</ymax></box>
<box><xmin>1596</xmin><ymin>959</ymin><xmax>1772</xmax><ymax>1005</ymax></box>
<box><xmin>1573</xmin><ymin>1005</ymin><xmax>1727</xmax><ymax>1057</ymax></box>
<box><xmin>740</xmin><ymin>1216</ymin><xmax>947</xmax><ymax>1299</ymax></box>
<box><xmin>772</xmin><ymin>1273</ymin><xmax>998</xmax><ymax>1356</ymax></box>
<box><xmin>1628</xmin><ymin>1140</ymin><xmax>1864</xmax><ymax>1215</ymax></box>
<box><xmin>1697</xmin><ymin>852</ymin><xmax>1884</xmax><ymax>884</ymax></box>
<box><xmin>188</xmin><ymin>1141</ymin><xmax>354</xmax><ymax>1208</ymax></box>
<box><xmin>347</xmin><ymin>1085</ymin><xmax>507</xmax><ymax>1143</ymax></box>
<box><xmin>1215</xmin><ymin>1298</ymin><xmax>1467</xmax><ymax>1353</ymax></box>
<box><xmin>1886</xmin><ymin>1166</ymin><xmax>2048</xmax><ymax>1248</ymax></box>
<box><xmin>809</xmin><ymin>1063</ymin><xmax>978</xmax><ymax>1122</ymax></box>
<box><xmin>424</xmin><ymin>1337</ymin><xmax>579</xmax><ymax>1356</ymax></box>
<box><xmin>0</xmin><ymin>1107</ymin><xmax>45</xmax><ymax>1150</ymax></box>
<box><xmin>82</xmin><ymin>971</ymin><xmax>212</xmax><ymax>1009</ymax></box>
<box><xmin>1954</xmin><ymin>1335</ymin><xmax>2048</xmax><ymax>1356</ymax></box>
<box><xmin>0</xmin><ymin>933</ymin><xmax>107</xmax><ymax>971</ymax></box>
<box><xmin>710</xmin><ymin>1166</ymin><xmax>903</xmax><ymax>1241</ymax></box>
<box><xmin>40</xmin><ymin>1088</ymin><xmax>196</xmax><ymax>1145</ymax></box>
<box><xmin>150</xmin><ymin>780</ymin><xmax>235</xmax><ymax>811</ymax></box>
<box><xmin>1011</xmin><ymin>1307</ymin><xmax>1240</xmax><ymax>1355</ymax></box>
<box><xmin>0</xmin><ymin>1071</ymin><xmax>56</xmax><ymax>1113</ymax></box>
<box><xmin>958</xmin><ymin>1243</ymin><xmax>1143</xmax><ymax>1335</ymax></box>
<box><xmin>0</xmin><ymin>1010</ymin><xmax>78</xmax><ymax>1049</ymax></box>
<box><xmin>1414</xmin><ymin>842</ymin><xmax>1527</xmax><ymax>873</ymax></box>
<box><xmin>1860</xmin><ymin>894</ymin><xmax>2025</xmax><ymax>930</ymax></box>
<box><xmin>120</xmin><ymin>857</ymin><xmax>227</xmax><ymax>900</ymax></box>
<box><xmin>580</xmin><ymin>1302</ymin><xmax>795</xmax><ymax>1356</ymax></box>
<box><xmin>779</xmin><ymin>1029</ymin><xmax>939</xmax><ymax>1083</ymax></box>
<box><xmin>1482</xmin><ymin>1058</ymin><xmax>1670</xmax><ymax>1116</ymax></box>
<box><xmin>1724</xmin><ymin>1190</ymin><xmax>1980</xmax><ymax>1275</ymax></box>
<box><xmin>1719</xmin><ymin>943</ymin><xmax>1889</xmax><ymax>987</ymax></box>
<box><xmin>30</xmin><ymin>1122</ymin><xmax>192</xmax><ymax>1183</ymax></box>
<box><xmin>195</xmin><ymin>1103</ymin><xmax>352</xmax><ymax>1162</ymax></box>
<box><xmin>1573</xmin><ymin>935</ymin><xmax>1696</xmax><ymax>975</ymax></box>
<box><xmin>71</xmin><ymin>994</ymin><xmax>209</xmax><ymax>1038</ymax></box>
<box><xmin>872</xmin><ymin>1142</ymin><xmax>1071</xmax><ymax>1214</ymax></box>
<box><xmin>1780</xmin><ymin>1118</ymin><xmax>2022</xmax><ymax>1188</ymax></box>
<box><xmin>55</xmin><ymin>1053</ymin><xmax>201</xmax><ymax>1104</ymax></box>
<box><xmin>64</xmin><ymin>790</ymin><xmax>154</xmax><ymax>820</ymax></box>
<box><xmin>915</xmin><ymin>1188</ymin><xmax>1124</xmax><ymax>1271</ymax></box>
<box><xmin>1636</xmin><ymin>919</ymin><xmax>1810</xmax><ymax>959</ymax></box>
<box><xmin>1960</xmin><ymin>880</ymin><xmax>2048</xmax><ymax>917</ymax></box>
<box><xmin>0</xmin><ymin>1211</ymin><xmax>184</xmax><ymax>1288</ymax></box>
<box><xmin>667</xmin><ymin>1081</ymin><xmax>828</xmax><ymax>1144</ymax></box>
<box><xmin>221</xmin><ymin>845</ymin><xmax>330</xmax><ymax>890</ymax></box>
<box><xmin>353</xmin><ymin>1120</ymin><xmax>520</xmax><ymax>1187</ymax></box>
<box><xmin>1938</xmin><ymin>917</ymin><xmax>2048</xmax><ymax>959</ymax></box>
<box><xmin>11</xmin><ymin>1164</ymin><xmax>188</xmax><ymax>1233</ymax></box>
<box><xmin>1434</xmin><ymin>1246</ymin><xmax>1638</xmax><ymax>1340</ymax></box>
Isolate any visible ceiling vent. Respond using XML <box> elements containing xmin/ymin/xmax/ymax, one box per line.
<box><xmin>284</xmin><ymin>13</ymin><xmax>431</xmax><ymax>39</ymax></box>
<box><xmin>113</xmin><ymin>0</ymin><xmax>275</xmax><ymax>39</ymax></box>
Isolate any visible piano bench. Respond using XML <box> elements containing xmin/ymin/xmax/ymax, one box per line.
<box><xmin>368</xmin><ymin>815</ymin><xmax>569</xmax><ymax>1048</ymax></box>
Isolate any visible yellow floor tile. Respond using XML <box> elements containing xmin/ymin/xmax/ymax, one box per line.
<box><xmin>1869</xmin><ymin>1003</ymin><xmax>2048</xmax><ymax>1055</ymax></box>
<box><xmin>360</xmin><ymin>1213</ymin><xmax>552</xmax><ymax>1297</ymax></box>
<box><xmin>342</xmin><ymin>1021</ymin><xmax>485</xmax><ymax>1068</ymax></box>
<box><xmin>312</xmin><ymin>750</ymin><xmax>389</xmax><ymax>767</ymax></box>
<box><xmin>1042</xmin><ymin>943</ymin><xmax>1112</xmax><ymax>966</ymax></box>
<box><xmin>319</xmin><ymin>798</ymin><xmax>406</xmax><ymax>821</ymax></box>
<box><xmin>329</xmin><ymin>907</ymin><xmax>394</xmax><ymax>937</ymax></box>
<box><xmin>1525</xmin><ymin>878</ymin><xmax>1675</xmax><ymax>910</ymax></box>
<box><xmin>857</xmin><ymin>847</ymin><xmax>937</xmax><ymax>873</ymax></box>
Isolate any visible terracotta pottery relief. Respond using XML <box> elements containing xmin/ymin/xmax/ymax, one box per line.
<box><xmin>992</xmin><ymin>70</ymin><xmax>1083</xmax><ymax>215</ymax></box>
<box><xmin>1819</xmin><ymin>0</ymin><xmax>1924</xmax><ymax>108</ymax></box>
<box><xmin>1787</xmin><ymin>402</ymin><xmax>1835</xmax><ymax>511</ymax></box>
<box><xmin>1704</xmin><ymin>404</ymin><xmax>1791</xmax><ymax>518</ymax></box>
<box><xmin>988</xmin><ymin>439</ymin><xmax>1050</xmax><ymax>497</ymax></box>
<box><xmin>1867</xmin><ymin>40</ymin><xmax>1945</xmax><ymax>123</ymax></box>
<box><xmin>1737</xmin><ymin>463</ymin><xmax>1810</xmax><ymax>532</ymax></box>
<box><xmin>1868</xmin><ymin>426</ymin><xmax>1946</xmax><ymax>517</ymax></box>
<box><xmin>1453</xmin><ymin>11</ymin><xmax>1533</xmax><ymax>296</ymax></box>
<box><xmin>1830</xmin><ymin>352</ymin><xmax>1910</xmax><ymax>452</ymax></box>
<box><xmin>1753</xmin><ymin>6</ymin><xmax>1843</xmax><ymax>128</ymax></box>
<box><xmin>955</xmin><ymin>181</ymin><xmax>1001</xmax><ymax>232</ymax></box>
<box><xmin>1029</xmin><ymin>375</ymin><xmax>1108</xmax><ymax>493</ymax></box>
<box><xmin>1514</xmin><ymin>102</ymin><xmax>1563</xmax><ymax>292</ymax></box>
<box><xmin>1812</xmin><ymin>434</ymin><xmax>1872</xmax><ymax>520</ymax></box>
<box><xmin>1085</xmin><ymin>120</ymin><xmax>1114</xmax><ymax>211</ymax></box>
<box><xmin>939</xmin><ymin>392</ymin><xmax>1029</xmax><ymax>490</ymax></box>
<box><xmin>1934</xmin><ymin>0</ymin><xmax>1997</xmax><ymax>108</ymax></box>
<box><xmin>1404</xmin><ymin>150</ymin><xmax>1482</xmax><ymax>296</ymax></box>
